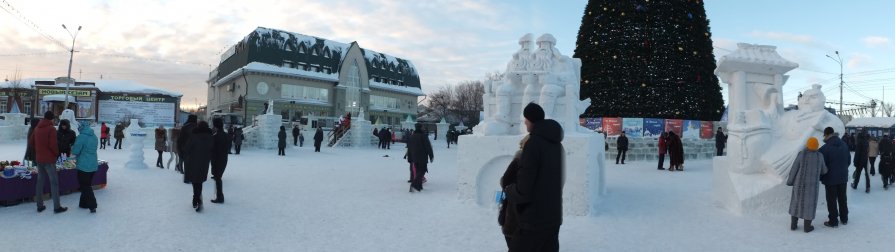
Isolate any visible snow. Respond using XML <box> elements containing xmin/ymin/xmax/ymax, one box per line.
<box><xmin>368</xmin><ymin>80</ymin><xmax>425</xmax><ymax>96</ymax></box>
<box><xmin>249</xmin><ymin>27</ymin><xmax>351</xmax><ymax>62</ymax></box>
<box><xmin>362</xmin><ymin>48</ymin><xmax>418</xmax><ymax>75</ymax></box>
<box><xmin>40</xmin><ymin>94</ymin><xmax>77</xmax><ymax>102</ymax></box>
<box><xmin>17</xmin><ymin>78</ymin><xmax>182</xmax><ymax>97</ymax></box>
<box><xmin>846</xmin><ymin>117</ymin><xmax>895</xmax><ymax>128</ymax></box>
<box><xmin>1</xmin><ymin>137</ymin><xmax>894</xmax><ymax>251</ymax></box>
<box><xmin>213</xmin><ymin>62</ymin><xmax>340</xmax><ymax>87</ymax></box>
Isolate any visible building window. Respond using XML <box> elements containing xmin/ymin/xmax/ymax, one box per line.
<box><xmin>0</xmin><ymin>97</ymin><xmax>6</xmax><ymax>113</ymax></box>
<box><xmin>24</xmin><ymin>101</ymin><xmax>31</xmax><ymax>115</ymax></box>
<box><xmin>323</xmin><ymin>66</ymin><xmax>333</xmax><ymax>74</ymax></box>
<box><xmin>298</xmin><ymin>62</ymin><xmax>308</xmax><ymax>70</ymax></box>
<box><xmin>282</xmin><ymin>84</ymin><xmax>329</xmax><ymax>102</ymax></box>
<box><xmin>311</xmin><ymin>49</ymin><xmax>318</xmax><ymax>56</ymax></box>
<box><xmin>370</xmin><ymin>95</ymin><xmax>399</xmax><ymax>110</ymax></box>
<box><xmin>283</xmin><ymin>60</ymin><xmax>294</xmax><ymax>68</ymax></box>
<box><xmin>345</xmin><ymin>60</ymin><xmax>362</xmax><ymax>113</ymax></box>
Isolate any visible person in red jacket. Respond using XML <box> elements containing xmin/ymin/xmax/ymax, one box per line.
<box><xmin>657</xmin><ymin>132</ymin><xmax>668</xmax><ymax>170</ymax></box>
<box><xmin>100</xmin><ymin>122</ymin><xmax>110</xmax><ymax>149</ymax></box>
<box><xmin>29</xmin><ymin>111</ymin><xmax>67</xmax><ymax>213</ymax></box>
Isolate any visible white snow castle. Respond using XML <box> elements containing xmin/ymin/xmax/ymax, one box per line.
<box><xmin>459</xmin><ymin>33</ymin><xmax>605</xmax><ymax>216</ymax></box>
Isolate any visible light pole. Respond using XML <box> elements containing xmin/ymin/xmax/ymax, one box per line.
<box><xmin>825</xmin><ymin>51</ymin><xmax>843</xmax><ymax>115</ymax></box>
<box><xmin>62</xmin><ymin>24</ymin><xmax>82</xmax><ymax>111</ymax></box>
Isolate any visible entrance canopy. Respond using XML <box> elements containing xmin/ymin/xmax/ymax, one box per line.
<box><xmin>42</xmin><ymin>94</ymin><xmax>77</xmax><ymax>103</ymax></box>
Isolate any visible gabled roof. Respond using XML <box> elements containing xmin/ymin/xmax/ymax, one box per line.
<box><xmin>19</xmin><ymin>78</ymin><xmax>182</xmax><ymax>97</ymax></box>
<box><xmin>846</xmin><ymin>117</ymin><xmax>895</xmax><ymax>128</ymax></box>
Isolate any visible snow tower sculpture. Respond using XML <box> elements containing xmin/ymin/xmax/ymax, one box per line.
<box><xmin>459</xmin><ymin>33</ymin><xmax>605</xmax><ymax>216</ymax></box>
<box><xmin>713</xmin><ymin>43</ymin><xmax>845</xmax><ymax>215</ymax></box>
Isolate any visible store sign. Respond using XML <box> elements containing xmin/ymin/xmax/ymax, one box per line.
<box><xmin>98</xmin><ymin>94</ymin><xmax>177</xmax><ymax>103</ymax></box>
<box><xmin>38</xmin><ymin>89</ymin><xmax>92</xmax><ymax>97</ymax></box>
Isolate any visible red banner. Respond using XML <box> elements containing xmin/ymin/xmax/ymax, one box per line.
<box><xmin>664</xmin><ymin>119</ymin><xmax>683</xmax><ymax>136</ymax></box>
<box><xmin>700</xmin><ymin>121</ymin><xmax>714</xmax><ymax>139</ymax></box>
<box><xmin>603</xmin><ymin>117</ymin><xmax>622</xmax><ymax>136</ymax></box>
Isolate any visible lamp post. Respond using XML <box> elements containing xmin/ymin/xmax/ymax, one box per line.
<box><xmin>825</xmin><ymin>51</ymin><xmax>843</xmax><ymax>115</ymax></box>
<box><xmin>62</xmin><ymin>24</ymin><xmax>82</xmax><ymax>111</ymax></box>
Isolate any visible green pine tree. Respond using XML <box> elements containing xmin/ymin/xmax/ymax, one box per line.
<box><xmin>575</xmin><ymin>0</ymin><xmax>724</xmax><ymax>121</ymax></box>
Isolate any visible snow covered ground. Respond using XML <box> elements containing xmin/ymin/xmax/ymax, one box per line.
<box><xmin>1</xmin><ymin>138</ymin><xmax>893</xmax><ymax>251</ymax></box>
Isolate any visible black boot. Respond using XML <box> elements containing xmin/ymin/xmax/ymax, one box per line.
<box><xmin>790</xmin><ymin>216</ymin><xmax>798</xmax><ymax>231</ymax></box>
<box><xmin>804</xmin><ymin>220</ymin><xmax>814</xmax><ymax>233</ymax></box>
<box><xmin>192</xmin><ymin>196</ymin><xmax>199</xmax><ymax>209</ymax></box>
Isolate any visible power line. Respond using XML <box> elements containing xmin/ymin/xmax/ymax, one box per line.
<box><xmin>0</xmin><ymin>51</ymin><xmax>67</xmax><ymax>57</ymax></box>
<box><xmin>0</xmin><ymin>0</ymin><xmax>68</xmax><ymax>50</ymax></box>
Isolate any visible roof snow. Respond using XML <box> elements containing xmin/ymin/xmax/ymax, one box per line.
<box><xmin>368</xmin><ymin>80</ymin><xmax>424</xmax><ymax>96</ymax></box>
<box><xmin>846</xmin><ymin>117</ymin><xmax>895</xmax><ymax>128</ymax></box>
<box><xmin>249</xmin><ymin>27</ymin><xmax>351</xmax><ymax>62</ymax></box>
<box><xmin>213</xmin><ymin>62</ymin><xmax>339</xmax><ymax>87</ymax></box>
<box><xmin>17</xmin><ymin>78</ymin><xmax>182</xmax><ymax>97</ymax></box>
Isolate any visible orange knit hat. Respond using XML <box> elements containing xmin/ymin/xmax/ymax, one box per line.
<box><xmin>806</xmin><ymin>137</ymin><xmax>819</xmax><ymax>151</ymax></box>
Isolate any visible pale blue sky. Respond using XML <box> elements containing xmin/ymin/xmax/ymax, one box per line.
<box><xmin>2</xmin><ymin>0</ymin><xmax>893</xmax><ymax>112</ymax></box>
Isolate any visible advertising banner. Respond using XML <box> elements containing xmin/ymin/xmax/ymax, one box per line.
<box><xmin>603</xmin><ymin>117</ymin><xmax>622</xmax><ymax>136</ymax></box>
<box><xmin>97</xmin><ymin>94</ymin><xmax>177</xmax><ymax>126</ymax></box>
<box><xmin>665</xmin><ymin>119</ymin><xmax>683</xmax><ymax>136</ymax></box>
<box><xmin>701</xmin><ymin>121</ymin><xmax>714</xmax><ymax>139</ymax></box>
<box><xmin>683</xmin><ymin>120</ymin><xmax>701</xmax><ymax>139</ymax></box>
<box><xmin>643</xmin><ymin>118</ymin><xmax>665</xmax><ymax>137</ymax></box>
<box><xmin>622</xmin><ymin>118</ymin><xmax>644</xmax><ymax>137</ymax></box>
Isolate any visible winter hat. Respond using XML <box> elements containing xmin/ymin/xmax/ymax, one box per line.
<box><xmin>823</xmin><ymin>127</ymin><xmax>834</xmax><ymax>136</ymax></box>
<box><xmin>523</xmin><ymin>102</ymin><xmax>544</xmax><ymax>123</ymax></box>
<box><xmin>212</xmin><ymin>118</ymin><xmax>224</xmax><ymax>129</ymax></box>
<box><xmin>187</xmin><ymin>115</ymin><xmax>198</xmax><ymax>123</ymax></box>
<box><xmin>43</xmin><ymin>111</ymin><xmax>55</xmax><ymax>120</ymax></box>
<box><xmin>806</xmin><ymin>137</ymin><xmax>819</xmax><ymax>151</ymax></box>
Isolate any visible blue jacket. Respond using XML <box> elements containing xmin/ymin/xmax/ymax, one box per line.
<box><xmin>71</xmin><ymin>125</ymin><xmax>99</xmax><ymax>172</ymax></box>
<box><xmin>819</xmin><ymin>135</ymin><xmax>850</xmax><ymax>185</ymax></box>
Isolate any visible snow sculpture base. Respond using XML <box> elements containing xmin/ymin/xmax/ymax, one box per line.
<box><xmin>350</xmin><ymin>120</ymin><xmax>372</xmax><ymax>148</ymax></box>
<box><xmin>457</xmin><ymin>133</ymin><xmax>605</xmax><ymax>216</ymax></box>
<box><xmin>713</xmin><ymin>156</ymin><xmax>789</xmax><ymax>215</ymax></box>
<box><xmin>0</xmin><ymin>113</ymin><xmax>28</xmax><ymax>141</ymax></box>
<box><xmin>256</xmin><ymin>114</ymin><xmax>282</xmax><ymax>149</ymax></box>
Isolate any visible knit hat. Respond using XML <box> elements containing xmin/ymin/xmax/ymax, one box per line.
<box><xmin>523</xmin><ymin>103</ymin><xmax>544</xmax><ymax>123</ymax></box>
<box><xmin>43</xmin><ymin>111</ymin><xmax>55</xmax><ymax>120</ymax></box>
<box><xmin>806</xmin><ymin>137</ymin><xmax>819</xmax><ymax>151</ymax></box>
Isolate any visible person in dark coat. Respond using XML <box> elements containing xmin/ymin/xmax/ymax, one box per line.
<box><xmin>233</xmin><ymin>127</ymin><xmax>244</xmax><ymax>155</ymax></box>
<box><xmin>615</xmin><ymin>131</ymin><xmax>628</xmax><ymax>164</ymax></box>
<box><xmin>715</xmin><ymin>127</ymin><xmax>727</xmax><ymax>156</ymax></box>
<box><xmin>57</xmin><ymin>119</ymin><xmax>76</xmax><ymax>157</ymax></box>
<box><xmin>504</xmin><ymin>103</ymin><xmax>564</xmax><ymax>251</ymax></box>
<box><xmin>880</xmin><ymin>135</ymin><xmax>894</xmax><ymax>187</ymax></box>
<box><xmin>657</xmin><ymin>132</ymin><xmax>668</xmax><ymax>170</ymax></box>
<box><xmin>183</xmin><ymin>121</ymin><xmax>213</xmax><ymax>212</ymax></box>
<box><xmin>227</xmin><ymin>126</ymin><xmax>235</xmax><ymax>154</ymax></box>
<box><xmin>852</xmin><ymin>132</ymin><xmax>870</xmax><ymax>193</ymax></box>
<box><xmin>313</xmin><ymin>127</ymin><xmax>324</xmax><ymax>152</ymax></box>
<box><xmin>373</xmin><ymin>128</ymin><xmax>381</xmax><ymax>148</ymax></box>
<box><xmin>407</xmin><ymin>123</ymin><xmax>434</xmax><ymax>192</ymax></box>
<box><xmin>299</xmin><ymin>131</ymin><xmax>305</xmax><ymax>147</ymax></box>
<box><xmin>668</xmin><ymin>131</ymin><xmax>685</xmax><ymax>171</ymax></box>
<box><xmin>31</xmin><ymin>111</ymin><xmax>67</xmax><ymax>213</ymax></box>
<box><xmin>154</xmin><ymin>125</ymin><xmax>167</xmax><ymax>168</ymax></box>
<box><xmin>278</xmin><ymin>126</ymin><xmax>287</xmax><ymax>156</ymax></box>
<box><xmin>819</xmin><ymin>127</ymin><xmax>850</xmax><ymax>227</ymax></box>
<box><xmin>292</xmin><ymin>125</ymin><xmax>300</xmax><ymax>146</ymax></box>
<box><xmin>786</xmin><ymin>137</ymin><xmax>827</xmax><ymax>233</ymax></box>
<box><xmin>100</xmin><ymin>122</ymin><xmax>109</xmax><ymax>149</ymax></box>
<box><xmin>210</xmin><ymin>118</ymin><xmax>230</xmax><ymax>204</ymax></box>
<box><xmin>113</xmin><ymin>123</ymin><xmax>125</xmax><ymax>149</ymax></box>
<box><xmin>499</xmin><ymin>135</ymin><xmax>529</xmax><ymax>248</ymax></box>
<box><xmin>383</xmin><ymin>128</ymin><xmax>392</xmax><ymax>149</ymax></box>
<box><xmin>23</xmin><ymin>118</ymin><xmax>40</xmax><ymax>167</ymax></box>
<box><xmin>177</xmin><ymin>115</ymin><xmax>198</xmax><ymax>182</ymax></box>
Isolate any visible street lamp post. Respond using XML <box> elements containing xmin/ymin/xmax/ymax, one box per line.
<box><xmin>62</xmin><ymin>24</ymin><xmax>82</xmax><ymax>111</ymax></box>
<box><xmin>825</xmin><ymin>51</ymin><xmax>843</xmax><ymax>115</ymax></box>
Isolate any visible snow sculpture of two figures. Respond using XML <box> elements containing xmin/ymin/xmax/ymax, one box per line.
<box><xmin>59</xmin><ymin>109</ymin><xmax>80</xmax><ymax>136</ymax></box>
<box><xmin>713</xmin><ymin>43</ymin><xmax>845</xmax><ymax>215</ymax></box>
<box><xmin>461</xmin><ymin>34</ymin><xmax>603</xmax><ymax>217</ymax></box>
<box><xmin>477</xmin><ymin>33</ymin><xmax>591</xmax><ymax>136</ymax></box>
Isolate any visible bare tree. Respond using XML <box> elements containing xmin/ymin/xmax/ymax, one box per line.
<box><xmin>427</xmin><ymin>85</ymin><xmax>454</xmax><ymax>120</ymax></box>
<box><xmin>4</xmin><ymin>69</ymin><xmax>24</xmax><ymax>113</ymax></box>
<box><xmin>453</xmin><ymin>80</ymin><xmax>485</xmax><ymax>126</ymax></box>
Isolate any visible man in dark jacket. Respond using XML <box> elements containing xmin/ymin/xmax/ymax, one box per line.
<box><xmin>715</xmin><ymin>127</ymin><xmax>727</xmax><ymax>156</ymax></box>
<box><xmin>227</xmin><ymin>126</ymin><xmax>235</xmax><ymax>154</ymax></box>
<box><xmin>880</xmin><ymin>135</ymin><xmax>894</xmax><ymax>186</ymax></box>
<box><xmin>313</xmin><ymin>126</ymin><xmax>324</xmax><ymax>152</ymax></box>
<box><xmin>177</xmin><ymin>115</ymin><xmax>198</xmax><ymax>182</ymax></box>
<box><xmin>819</xmin><ymin>127</ymin><xmax>850</xmax><ymax>227</ymax></box>
<box><xmin>31</xmin><ymin>111</ymin><xmax>67</xmax><ymax>213</ymax></box>
<box><xmin>113</xmin><ymin>123</ymin><xmax>125</xmax><ymax>149</ymax></box>
<box><xmin>616</xmin><ymin>131</ymin><xmax>628</xmax><ymax>164</ymax></box>
<box><xmin>184</xmin><ymin>121</ymin><xmax>213</xmax><ymax>212</ymax></box>
<box><xmin>374</xmin><ymin>127</ymin><xmax>382</xmax><ymax>149</ymax></box>
<box><xmin>233</xmin><ymin>128</ymin><xmax>244</xmax><ymax>155</ymax></box>
<box><xmin>383</xmin><ymin>128</ymin><xmax>392</xmax><ymax>149</ymax></box>
<box><xmin>852</xmin><ymin>132</ymin><xmax>870</xmax><ymax>192</ymax></box>
<box><xmin>210</xmin><ymin>118</ymin><xmax>230</xmax><ymax>204</ymax></box>
<box><xmin>57</xmin><ymin>119</ymin><xmax>76</xmax><ymax>157</ymax></box>
<box><xmin>292</xmin><ymin>125</ymin><xmax>300</xmax><ymax>146</ymax></box>
<box><xmin>505</xmin><ymin>103</ymin><xmax>563</xmax><ymax>251</ymax></box>
<box><xmin>407</xmin><ymin>123</ymin><xmax>434</xmax><ymax>192</ymax></box>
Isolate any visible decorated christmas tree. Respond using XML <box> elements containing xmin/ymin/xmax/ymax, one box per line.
<box><xmin>574</xmin><ymin>0</ymin><xmax>724</xmax><ymax>121</ymax></box>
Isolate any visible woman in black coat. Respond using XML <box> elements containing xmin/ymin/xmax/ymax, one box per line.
<box><xmin>313</xmin><ymin>127</ymin><xmax>324</xmax><ymax>152</ymax></box>
<box><xmin>210</xmin><ymin>118</ymin><xmax>230</xmax><ymax>204</ymax></box>
<box><xmin>57</xmin><ymin>119</ymin><xmax>77</xmax><ymax>157</ymax></box>
<box><xmin>499</xmin><ymin>135</ymin><xmax>528</xmax><ymax>248</ymax></box>
<box><xmin>183</xmin><ymin>121</ymin><xmax>213</xmax><ymax>212</ymax></box>
<box><xmin>277</xmin><ymin>126</ymin><xmax>287</xmax><ymax>156</ymax></box>
<box><xmin>24</xmin><ymin>118</ymin><xmax>40</xmax><ymax>165</ymax></box>
<box><xmin>668</xmin><ymin>131</ymin><xmax>685</xmax><ymax>171</ymax></box>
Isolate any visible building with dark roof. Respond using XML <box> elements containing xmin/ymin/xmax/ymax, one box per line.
<box><xmin>207</xmin><ymin>27</ymin><xmax>424</xmax><ymax>128</ymax></box>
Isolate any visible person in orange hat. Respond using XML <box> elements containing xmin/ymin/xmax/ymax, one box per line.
<box><xmin>786</xmin><ymin>137</ymin><xmax>827</xmax><ymax>233</ymax></box>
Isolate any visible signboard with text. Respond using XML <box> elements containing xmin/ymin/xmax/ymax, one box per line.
<box><xmin>97</xmin><ymin>94</ymin><xmax>177</xmax><ymax>125</ymax></box>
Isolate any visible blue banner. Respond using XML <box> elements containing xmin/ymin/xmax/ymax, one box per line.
<box><xmin>683</xmin><ymin>120</ymin><xmax>702</xmax><ymax>139</ymax></box>
<box><xmin>643</xmin><ymin>118</ymin><xmax>665</xmax><ymax>137</ymax></box>
<box><xmin>622</xmin><ymin>118</ymin><xmax>644</xmax><ymax>138</ymax></box>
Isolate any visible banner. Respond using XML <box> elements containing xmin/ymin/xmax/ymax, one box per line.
<box><xmin>700</xmin><ymin>121</ymin><xmax>714</xmax><ymax>139</ymax></box>
<box><xmin>76</xmin><ymin>101</ymin><xmax>93</xmax><ymax>118</ymax></box>
<box><xmin>683</xmin><ymin>120</ymin><xmax>702</xmax><ymax>139</ymax></box>
<box><xmin>603</xmin><ymin>117</ymin><xmax>622</xmax><ymax>136</ymax></box>
<box><xmin>643</xmin><ymin>118</ymin><xmax>665</xmax><ymax>137</ymax></box>
<box><xmin>98</xmin><ymin>99</ymin><xmax>176</xmax><ymax>126</ymax></box>
<box><xmin>38</xmin><ymin>89</ymin><xmax>91</xmax><ymax>97</ymax></box>
<box><xmin>622</xmin><ymin>118</ymin><xmax>644</xmax><ymax>137</ymax></box>
<box><xmin>590</xmin><ymin>118</ymin><xmax>603</xmax><ymax>132</ymax></box>
<box><xmin>665</xmin><ymin>119</ymin><xmax>683</xmax><ymax>136</ymax></box>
